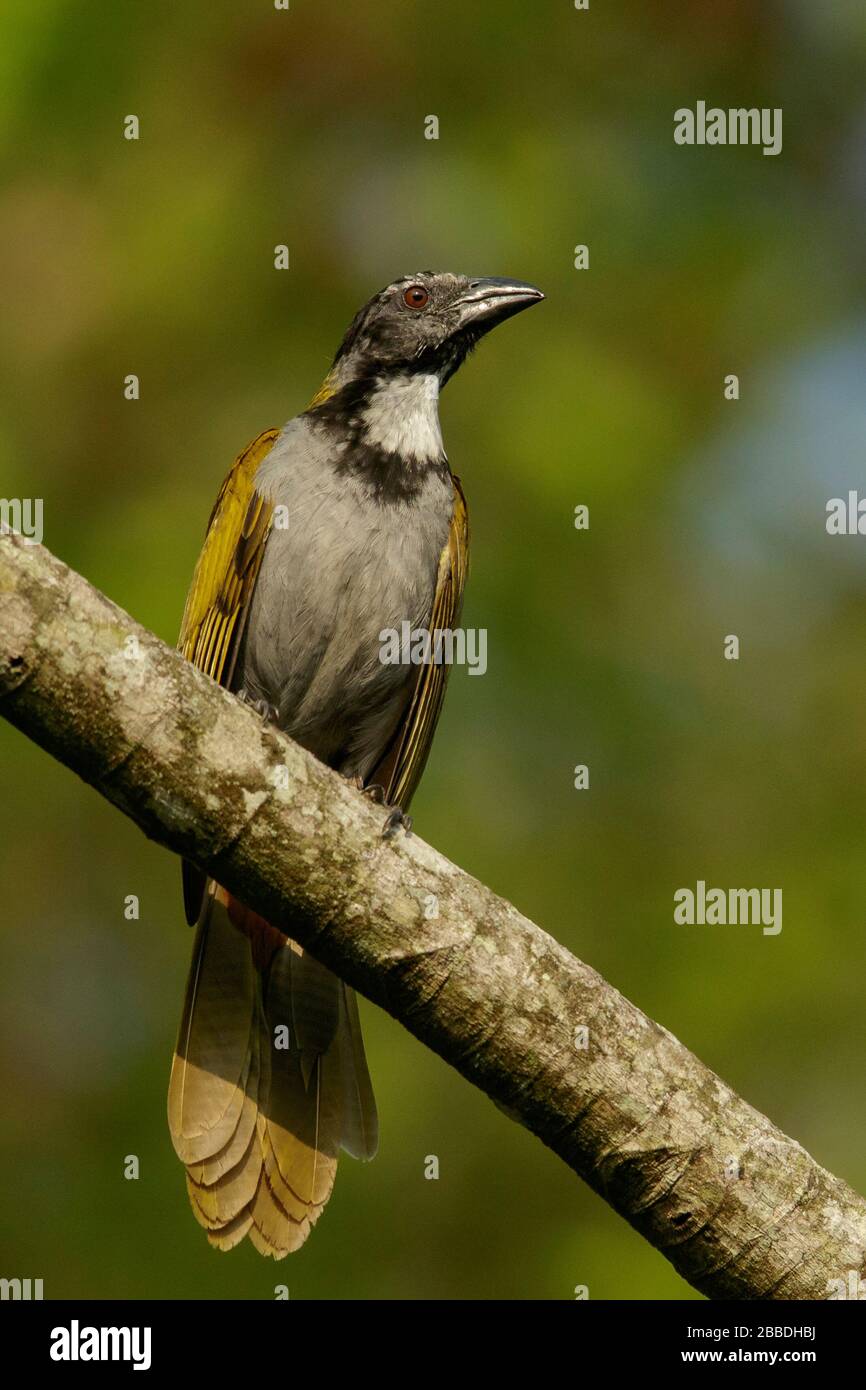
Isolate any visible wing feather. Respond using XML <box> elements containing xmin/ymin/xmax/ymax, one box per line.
<box><xmin>179</xmin><ymin>427</ymin><xmax>279</xmax><ymax>923</ymax></box>
<box><xmin>178</xmin><ymin>427</ymin><xmax>278</xmax><ymax>683</ymax></box>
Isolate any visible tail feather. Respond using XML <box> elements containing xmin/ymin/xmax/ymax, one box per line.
<box><xmin>249</xmin><ymin>1167</ymin><xmax>313</xmax><ymax>1257</ymax></box>
<box><xmin>168</xmin><ymin>880</ymin><xmax>377</xmax><ymax>1258</ymax></box>
<box><xmin>338</xmin><ymin>983</ymin><xmax>379</xmax><ymax>1161</ymax></box>
<box><xmin>186</xmin><ymin>1026</ymin><xmax>261</xmax><ymax>1187</ymax></box>
<box><xmin>260</xmin><ymin>1125</ymin><xmax>311</xmax><ymax>1224</ymax></box>
<box><xmin>168</xmin><ymin>884</ymin><xmax>257</xmax><ymax>1165</ymax></box>
<box><xmin>206</xmin><ymin>1208</ymin><xmax>254</xmax><ymax>1253</ymax></box>
<box><xmin>186</xmin><ymin>1129</ymin><xmax>261</xmax><ymax>1230</ymax></box>
<box><xmin>265</xmin><ymin>1048</ymin><xmax>340</xmax><ymax>1209</ymax></box>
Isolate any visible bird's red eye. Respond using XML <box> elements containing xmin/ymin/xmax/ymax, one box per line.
<box><xmin>403</xmin><ymin>285</ymin><xmax>429</xmax><ymax>309</ymax></box>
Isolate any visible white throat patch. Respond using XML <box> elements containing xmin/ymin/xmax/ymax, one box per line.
<box><xmin>361</xmin><ymin>373</ymin><xmax>444</xmax><ymax>464</ymax></box>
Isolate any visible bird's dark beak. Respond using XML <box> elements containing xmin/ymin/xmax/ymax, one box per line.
<box><xmin>454</xmin><ymin>277</ymin><xmax>545</xmax><ymax>331</ymax></box>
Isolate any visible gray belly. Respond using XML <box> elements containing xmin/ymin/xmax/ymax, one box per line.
<box><xmin>236</xmin><ymin>422</ymin><xmax>454</xmax><ymax>779</ymax></box>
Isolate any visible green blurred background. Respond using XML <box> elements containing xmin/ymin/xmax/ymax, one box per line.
<box><xmin>2</xmin><ymin>0</ymin><xmax>866</xmax><ymax>1300</ymax></box>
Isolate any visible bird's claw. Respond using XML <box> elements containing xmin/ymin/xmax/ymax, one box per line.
<box><xmin>237</xmin><ymin>689</ymin><xmax>278</xmax><ymax>724</ymax></box>
<box><xmin>382</xmin><ymin>807</ymin><xmax>413</xmax><ymax>840</ymax></box>
<box><xmin>346</xmin><ymin>778</ymin><xmax>411</xmax><ymax>839</ymax></box>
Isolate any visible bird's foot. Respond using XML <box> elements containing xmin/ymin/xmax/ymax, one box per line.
<box><xmin>382</xmin><ymin>806</ymin><xmax>413</xmax><ymax>840</ymax></box>
<box><xmin>237</xmin><ymin>689</ymin><xmax>279</xmax><ymax>724</ymax></box>
<box><xmin>343</xmin><ymin>776</ymin><xmax>386</xmax><ymax>803</ymax></box>
<box><xmin>346</xmin><ymin>778</ymin><xmax>412</xmax><ymax>839</ymax></box>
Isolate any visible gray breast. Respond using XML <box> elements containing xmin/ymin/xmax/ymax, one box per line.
<box><xmin>237</xmin><ymin>416</ymin><xmax>455</xmax><ymax>779</ymax></box>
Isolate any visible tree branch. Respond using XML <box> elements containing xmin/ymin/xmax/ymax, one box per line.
<box><xmin>1</xmin><ymin>531</ymin><xmax>863</xmax><ymax>1299</ymax></box>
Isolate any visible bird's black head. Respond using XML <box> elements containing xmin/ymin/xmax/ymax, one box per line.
<box><xmin>303</xmin><ymin>273</ymin><xmax>544</xmax><ymax>502</ymax></box>
<box><xmin>326</xmin><ymin>271</ymin><xmax>544</xmax><ymax>390</ymax></box>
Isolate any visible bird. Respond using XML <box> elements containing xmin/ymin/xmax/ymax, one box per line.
<box><xmin>168</xmin><ymin>271</ymin><xmax>544</xmax><ymax>1257</ymax></box>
